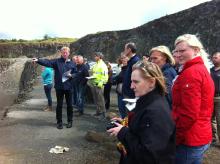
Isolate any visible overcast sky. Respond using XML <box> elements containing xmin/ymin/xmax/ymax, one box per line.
<box><xmin>0</xmin><ymin>0</ymin><xmax>210</xmax><ymax>40</ymax></box>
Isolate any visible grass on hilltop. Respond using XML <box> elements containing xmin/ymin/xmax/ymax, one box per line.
<box><xmin>0</xmin><ymin>37</ymin><xmax>78</xmax><ymax>45</ymax></box>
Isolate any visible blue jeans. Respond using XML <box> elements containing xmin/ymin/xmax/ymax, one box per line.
<box><xmin>117</xmin><ymin>94</ymin><xmax>127</xmax><ymax>119</ymax></box>
<box><xmin>76</xmin><ymin>84</ymin><xmax>86</xmax><ymax>112</ymax></box>
<box><xmin>44</xmin><ymin>84</ymin><xmax>52</xmax><ymax>106</ymax></box>
<box><xmin>175</xmin><ymin>144</ymin><xmax>210</xmax><ymax>164</ymax></box>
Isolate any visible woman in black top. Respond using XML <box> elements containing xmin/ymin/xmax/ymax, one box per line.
<box><xmin>107</xmin><ymin>61</ymin><xmax>175</xmax><ymax>164</ymax></box>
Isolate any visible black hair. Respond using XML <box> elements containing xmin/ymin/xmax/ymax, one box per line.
<box><xmin>126</xmin><ymin>42</ymin><xmax>137</xmax><ymax>53</ymax></box>
<box><xmin>143</xmin><ymin>54</ymin><xmax>150</xmax><ymax>57</ymax></box>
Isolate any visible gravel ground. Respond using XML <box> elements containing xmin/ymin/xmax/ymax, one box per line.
<box><xmin>0</xmin><ymin>79</ymin><xmax>219</xmax><ymax>164</ymax></box>
<box><xmin>0</xmin><ymin>80</ymin><xmax>119</xmax><ymax>164</ymax></box>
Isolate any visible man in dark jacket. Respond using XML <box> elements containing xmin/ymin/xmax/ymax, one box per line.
<box><xmin>74</xmin><ymin>55</ymin><xmax>89</xmax><ymax>115</ymax></box>
<box><xmin>211</xmin><ymin>52</ymin><xmax>220</xmax><ymax>144</ymax></box>
<box><xmin>32</xmin><ymin>46</ymin><xmax>76</xmax><ymax>129</ymax></box>
<box><xmin>122</xmin><ymin>42</ymin><xmax>140</xmax><ymax>98</ymax></box>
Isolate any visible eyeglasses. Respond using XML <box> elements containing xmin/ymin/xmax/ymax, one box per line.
<box><xmin>133</xmin><ymin>61</ymin><xmax>165</xmax><ymax>88</ymax></box>
<box><xmin>133</xmin><ymin>61</ymin><xmax>160</xmax><ymax>78</ymax></box>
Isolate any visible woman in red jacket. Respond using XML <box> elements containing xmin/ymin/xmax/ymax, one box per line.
<box><xmin>172</xmin><ymin>34</ymin><xmax>214</xmax><ymax>164</ymax></box>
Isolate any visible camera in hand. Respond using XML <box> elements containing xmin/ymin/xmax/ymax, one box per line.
<box><xmin>106</xmin><ymin>120</ymin><xmax>121</xmax><ymax>130</ymax></box>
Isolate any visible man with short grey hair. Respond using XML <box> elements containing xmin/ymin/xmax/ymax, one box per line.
<box><xmin>74</xmin><ymin>55</ymin><xmax>89</xmax><ymax>116</ymax></box>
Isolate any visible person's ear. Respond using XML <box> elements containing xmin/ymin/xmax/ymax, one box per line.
<box><xmin>194</xmin><ymin>47</ymin><xmax>200</xmax><ymax>55</ymax></box>
<box><xmin>149</xmin><ymin>78</ymin><xmax>156</xmax><ymax>89</ymax></box>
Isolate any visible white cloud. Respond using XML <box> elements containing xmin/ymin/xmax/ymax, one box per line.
<box><xmin>0</xmin><ymin>0</ymin><xmax>211</xmax><ymax>39</ymax></box>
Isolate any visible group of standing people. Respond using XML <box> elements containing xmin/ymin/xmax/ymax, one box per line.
<box><xmin>33</xmin><ymin>47</ymin><xmax>92</xmax><ymax>129</ymax></box>
<box><xmin>108</xmin><ymin>33</ymin><xmax>216</xmax><ymax>164</ymax></box>
<box><xmin>32</xmin><ymin>48</ymin><xmax>112</xmax><ymax>128</ymax></box>
<box><xmin>32</xmin><ymin>33</ymin><xmax>219</xmax><ymax>164</ymax></box>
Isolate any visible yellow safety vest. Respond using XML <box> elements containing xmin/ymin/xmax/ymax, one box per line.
<box><xmin>91</xmin><ymin>59</ymin><xmax>108</xmax><ymax>88</ymax></box>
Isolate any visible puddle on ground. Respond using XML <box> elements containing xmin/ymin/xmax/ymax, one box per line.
<box><xmin>24</xmin><ymin>98</ymin><xmax>47</xmax><ymax>105</ymax></box>
<box><xmin>7</xmin><ymin>110</ymin><xmax>50</xmax><ymax>119</ymax></box>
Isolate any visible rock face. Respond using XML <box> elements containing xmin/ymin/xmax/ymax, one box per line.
<box><xmin>0</xmin><ymin>57</ymin><xmax>39</xmax><ymax>117</ymax></box>
<box><xmin>85</xmin><ymin>130</ymin><xmax>117</xmax><ymax>151</ymax></box>
<box><xmin>70</xmin><ymin>0</ymin><xmax>220</xmax><ymax>61</ymax></box>
<box><xmin>0</xmin><ymin>57</ymin><xmax>38</xmax><ymax>102</ymax></box>
<box><xmin>0</xmin><ymin>43</ymin><xmax>70</xmax><ymax>58</ymax></box>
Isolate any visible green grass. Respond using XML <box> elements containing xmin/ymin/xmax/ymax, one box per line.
<box><xmin>0</xmin><ymin>37</ymin><xmax>77</xmax><ymax>45</ymax></box>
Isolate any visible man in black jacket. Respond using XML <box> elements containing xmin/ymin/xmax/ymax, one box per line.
<box><xmin>32</xmin><ymin>47</ymin><xmax>76</xmax><ymax>129</ymax></box>
<box><xmin>211</xmin><ymin>52</ymin><xmax>220</xmax><ymax>144</ymax></box>
<box><xmin>74</xmin><ymin>55</ymin><xmax>89</xmax><ymax>116</ymax></box>
<box><xmin>122</xmin><ymin>42</ymin><xmax>140</xmax><ymax>99</ymax></box>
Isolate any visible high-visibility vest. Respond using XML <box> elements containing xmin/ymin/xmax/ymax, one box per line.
<box><xmin>91</xmin><ymin>59</ymin><xmax>108</xmax><ymax>88</ymax></box>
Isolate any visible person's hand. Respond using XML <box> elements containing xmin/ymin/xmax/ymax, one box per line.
<box><xmin>32</xmin><ymin>58</ymin><xmax>38</xmax><ymax>64</ymax></box>
<box><xmin>107</xmin><ymin>122</ymin><xmax>123</xmax><ymax>137</ymax></box>
<box><xmin>65</xmin><ymin>72</ymin><xmax>72</xmax><ymax>78</ymax></box>
<box><xmin>111</xmin><ymin>117</ymin><xmax>123</xmax><ymax>123</ymax></box>
<box><xmin>64</xmin><ymin>70</ymin><xmax>72</xmax><ymax>78</ymax></box>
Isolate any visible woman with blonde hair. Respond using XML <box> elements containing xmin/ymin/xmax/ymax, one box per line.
<box><xmin>150</xmin><ymin>45</ymin><xmax>177</xmax><ymax>108</ymax></box>
<box><xmin>107</xmin><ymin>61</ymin><xmax>175</xmax><ymax>164</ymax></box>
<box><xmin>172</xmin><ymin>34</ymin><xmax>214</xmax><ymax>164</ymax></box>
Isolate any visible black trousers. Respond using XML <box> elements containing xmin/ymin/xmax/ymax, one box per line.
<box><xmin>55</xmin><ymin>89</ymin><xmax>73</xmax><ymax>123</ymax></box>
<box><xmin>104</xmin><ymin>83</ymin><xmax>112</xmax><ymax>110</ymax></box>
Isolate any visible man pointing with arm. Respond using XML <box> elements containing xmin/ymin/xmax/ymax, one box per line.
<box><xmin>32</xmin><ymin>46</ymin><xmax>76</xmax><ymax>129</ymax></box>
